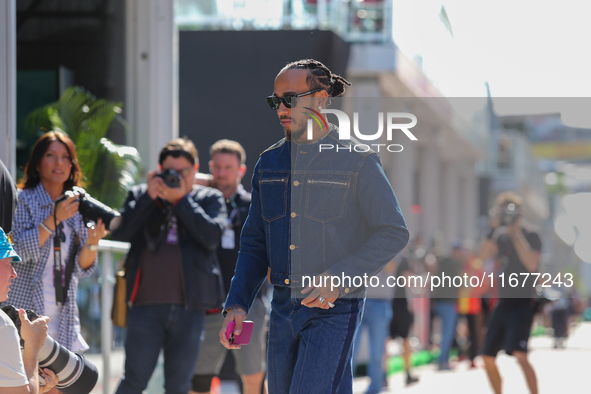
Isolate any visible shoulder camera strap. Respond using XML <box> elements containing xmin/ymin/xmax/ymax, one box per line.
<box><xmin>53</xmin><ymin>200</ymin><xmax>82</xmax><ymax>305</ymax></box>
<box><xmin>53</xmin><ymin>210</ymin><xmax>65</xmax><ymax>305</ymax></box>
<box><xmin>144</xmin><ymin>205</ymin><xmax>174</xmax><ymax>252</ymax></box>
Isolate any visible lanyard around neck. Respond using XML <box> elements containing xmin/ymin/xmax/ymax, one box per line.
<box><xmin>53</xmin><ymin>211</ymin><xmax>66</xmax><ymax>305</ymax></box>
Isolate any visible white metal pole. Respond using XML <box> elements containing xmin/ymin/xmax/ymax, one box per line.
<box><xmin>0</xmin><ymin>0</ymin><xmax>16</xmax><ymax>177</ymax></box>
<box><xmin>98</xmin><ymin>240</ymin><xmax>130</xmax><ymax>394</ymax></box>
<box><xmin>126</xmin><ymin>0</ymin><xmax>177</xmax><ymax>178</ymax></box>
<box><xmin>101</xmin><ymin>249</ymin><xmax>113</xmax><ymax>394</ymax></box>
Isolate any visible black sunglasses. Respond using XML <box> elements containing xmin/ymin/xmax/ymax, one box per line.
<box><xmin>159</xmin><ymin>149</ymin><xmax>195</xmax><ymax>166</ymax></box>
<box><xmin>265</xmin><ymin>89</ymin><xmax>324</xmax><ymax>110</ymax></box>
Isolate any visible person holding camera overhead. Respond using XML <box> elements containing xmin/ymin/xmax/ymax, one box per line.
<box><xmin>2</xmin><ymin>131</ymin><xmax>107</xmax><ymax>360</ymax></box>
<box><xmin>479</xmin><ymin>191</ymin><xmax>542</xmax><ymax>394</ymax></box>
<box><xmin>112</xmin><ymin>138</ymin><xmax>227</xmax><ymax>394</ymax></box>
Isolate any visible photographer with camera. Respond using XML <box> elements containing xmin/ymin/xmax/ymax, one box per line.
<box><xmin>2</xmin><ymin>131</ymin><xmax>107</xmax><ymax>359</ymax></box>
<box><xmin>1</xmin><ymin>227</ymin><xmax>58</xmax><ymax>394</ymax></box>
<box><xmin>111</xmin><ymin>138</ymin><xmax>227</xmax><ymax>394</ymax></box>
<box><xmin>479</xmin><ymin>191</ymin><xmax>541</xmax><ymax>394</ymax></box>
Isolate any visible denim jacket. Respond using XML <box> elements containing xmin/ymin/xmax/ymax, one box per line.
<box><xmin>225</xmin><ymin>126</ymin><xmax>409</xmax><ymax>313</ymax></box>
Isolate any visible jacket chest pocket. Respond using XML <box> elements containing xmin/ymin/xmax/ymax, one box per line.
<box><xmin>304</xmin><ymin>175</ymin><xmax>350</xmax><ymax>223</ymax></box>
<box><xmin>260</xmin><ymin>176</ymin><xmax>288</xmax><ymax>222</ymax></box>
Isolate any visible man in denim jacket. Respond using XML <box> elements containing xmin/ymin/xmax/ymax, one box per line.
<box><xmin>220</xmin><ymin>59</ymin><xmax>409</xmax><ymax>394</ymax></box>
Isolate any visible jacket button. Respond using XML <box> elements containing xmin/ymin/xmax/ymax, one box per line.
<box><xmin>289</xmin><ymin>244</ymin><xmax>296</xmax><ymax>250</ymax></box>
<box><xmin>345</xmin><ymin>288</ymin><xmax>350</xmax><ymax>294</ymax></box>
<box><xmin>291</xmin><ymin>212</ymin><xmax>297</xmax><ymax>218</ymax></box>
<box><xmin>293</xmin><ymin>181</ymin><xmax>299</xmax><ymax>186</ymax></box>
<box><xmin>284</xmin><ymin>279</ymin><xmax>290</xmax><ymax>285</ymax></box>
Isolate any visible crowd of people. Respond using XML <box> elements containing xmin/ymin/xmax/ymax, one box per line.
<box><xmin>353</xmin><ymin>191</ymin><xmax>583</xmax><ymax>394</ymax></box>
<box><xmin>0</xmin><ymin>58</ymin><xmax>581</xmax><ymax>394</ymax></box>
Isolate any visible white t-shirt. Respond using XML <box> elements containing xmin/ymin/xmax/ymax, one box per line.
<box><xmin>0</xmin><ymin>310</ymin><xmax>28</xmax><ymax>388</ymax></box>
<box><xmin>41</xmin><ymin>225</ymin><xmax>88</xmax><ymax>352</ymax></box>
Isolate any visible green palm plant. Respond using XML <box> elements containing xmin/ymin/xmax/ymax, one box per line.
<box><xmin>25</xmin><ymin>86</ymin><xmax>141</xmax><ymax>210</ymax></box>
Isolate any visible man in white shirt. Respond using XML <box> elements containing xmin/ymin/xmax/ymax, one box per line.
<box><xmin>0</xmin><ymin>226</ymin><xmax>57</xmax><ymax>394</ymax></box>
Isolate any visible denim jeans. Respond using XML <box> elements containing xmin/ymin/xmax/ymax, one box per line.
<box><xmin>115</xmin><ymin>304</ymin><xmax>205</xmax><ymax>394</ymax></box>
<box><xmin>434</xmin><ymin>301</ymin><xmax>458</xmax><ymax>365</ymax></box>
<box><xmin>267</xmin><ymin>286</ymin><xmax>364</xmax><ymax>394</ymax></box>
<box><xmin>353</xmin><ymin>299</ymin><xmax>391</xmax><ymax>394</ymax></box>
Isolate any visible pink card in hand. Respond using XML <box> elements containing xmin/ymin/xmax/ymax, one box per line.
<box><xmin>226</xmin><ymin>321</ymin><xmax>254</xmax><ymax>345</ymax></box>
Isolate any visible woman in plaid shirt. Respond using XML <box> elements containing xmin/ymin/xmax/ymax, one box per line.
<box><xmin>2</xmin><ymin>131</ymin><xmax>107</xmax><ymax>354</ymax></box>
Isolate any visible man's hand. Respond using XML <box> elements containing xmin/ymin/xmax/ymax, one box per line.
<box><xmin>146</xmin><ymin>171</ymin><xmax>163</xmax><ymax>200</ymax></box>
<box><xmin>219</xmin><ymin>308</ymin><xmax>247</xmax><ymax>349</ymax></box>
<box><xmin>301</xmin><ymin>272</ymin><xmax>339</xmax><ymax>309</ymax></box>
<box><xmin>19</xmin><ymin>309</ymin><xmax>48</xmax><ymax>353</ymax></box>
<box><xmin>505</xmin><ymin>217</ymin><xmax>522</xmax><ymax>239</ymax></box>
<box><xmin>146</xmin><ymin>170</ymin><xmax>187</xmax><ymax>204</ymax></box>
<box><xmin>39</xmin><ymin>368</ymin><xmax>58</xmax><ymax>393</ymax></box>
<box><xmin>158</xmin><ymin>176</ymin><xmax>187</xmax><ymax>204</ymax></box>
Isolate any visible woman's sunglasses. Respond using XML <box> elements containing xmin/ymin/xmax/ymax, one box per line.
<box><xmin>265</xmin><ymin>89</ymin><xmax>323</xmax><ymax>110</ymax></box>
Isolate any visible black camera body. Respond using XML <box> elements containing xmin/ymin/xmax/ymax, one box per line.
<box><xmin>156</xmin><ymin>168</ymin><xmax>182</xmax><ymax>188</ymax></box>
<box><xmin>56</xmin><ymin>187</ymin><xmax>121</xmax><ymax>231</ymax></box>
<box><xmin>1</xmin><ymin>305</ymin><xmax>99</xmax><ymax>394</ymax></box>
<box><xmin>499</xmin><ymin>204</ymin><xmax>521</xmax><ymax>226</ymax></box>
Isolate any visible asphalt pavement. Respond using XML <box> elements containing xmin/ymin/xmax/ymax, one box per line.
<box><xmin>354</xmin><ymin>322</ymin><xmax>591</xmax><ymax>394</ymax></box>
<box><xmin>88</xmin><ymin>322</ymin><xmax>591</xmax><ymax>393</ymax></box>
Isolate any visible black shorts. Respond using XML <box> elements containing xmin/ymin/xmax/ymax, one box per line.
<box><xmin>482</xmin><ymin>299</ymin><xmax>535</xmax><ymax>356</ymax></box>
<box><xmin>390</xmin><ymin>300</ymin><xmax>412</xmax><ymax>339</ymax></box>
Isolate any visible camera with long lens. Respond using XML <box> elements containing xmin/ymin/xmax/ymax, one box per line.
<box><xmin>1</xmin><ymin>305</ymin><xmax>99</xmax><ymax>394</ymax></box>
<box><xmin>499</xmin><ymin>203</ymin><xmax>521</xmax><ymax>226</ymax></box>
<box><xmin>56</xmin><ymin>186</ymin><xmax>121</xmax><ymax>231</ymax></box>
<box><xmin>156</xmin><ymin>168</ymin><xmax>181</xmax><ymax>188</ymax></box>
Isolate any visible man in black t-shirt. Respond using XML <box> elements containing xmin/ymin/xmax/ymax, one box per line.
<box><xmin>479</xmin><ymin>192</ymin><xmax>541</xmax><ymax>394</ymax></box>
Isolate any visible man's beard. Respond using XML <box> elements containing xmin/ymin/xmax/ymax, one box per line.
<box><xmin>212</xmin><ymin>178</ymin><xmax>233</xmax><ymax>193</ymax></box>
<box><xmin>283</xmin><ymin>119</ymin><xmax>306</xmax><ymax>142</ymax></box>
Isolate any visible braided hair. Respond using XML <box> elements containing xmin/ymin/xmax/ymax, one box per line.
<box><xmin>281</xmin><ymin>59</ymin><xmax>351</xmax><ymax>97</ymax></box>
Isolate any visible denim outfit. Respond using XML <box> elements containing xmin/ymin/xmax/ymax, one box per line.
<box><xmin>434</xmin><ymin>300</ymin><xmax>458</xmax><ymax>367</ymax></box>
<box><xmin>353</xmin><ymin>299</ymin><xmax>392</xmax><ymax>394</ymax></box>
<box><xmin>225</xmin><ymin>126</ymin><xmax>409</xmax><ymax>393</ymax></box>
<box><xmin>432</xmin><ymin>256</ymin><xmax>461</xmax><ymax>368</ymax></box>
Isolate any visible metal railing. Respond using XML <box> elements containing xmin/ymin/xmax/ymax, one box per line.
<box><xmin>98</xmin><ymin>239</ymin><xmax>130</xmax><ymax>394</ymax></box>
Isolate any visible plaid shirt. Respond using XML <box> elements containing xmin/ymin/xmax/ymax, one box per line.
<box><xmin>1</xmin><ymin>183</ymin><xmax>95</xmax><ymax>350</ymax></box>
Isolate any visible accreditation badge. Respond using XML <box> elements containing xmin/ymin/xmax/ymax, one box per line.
<box><xmin>221</xmin><ymin>227</ymin><xmax>235</xmax><ymax>249</ymax></box>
